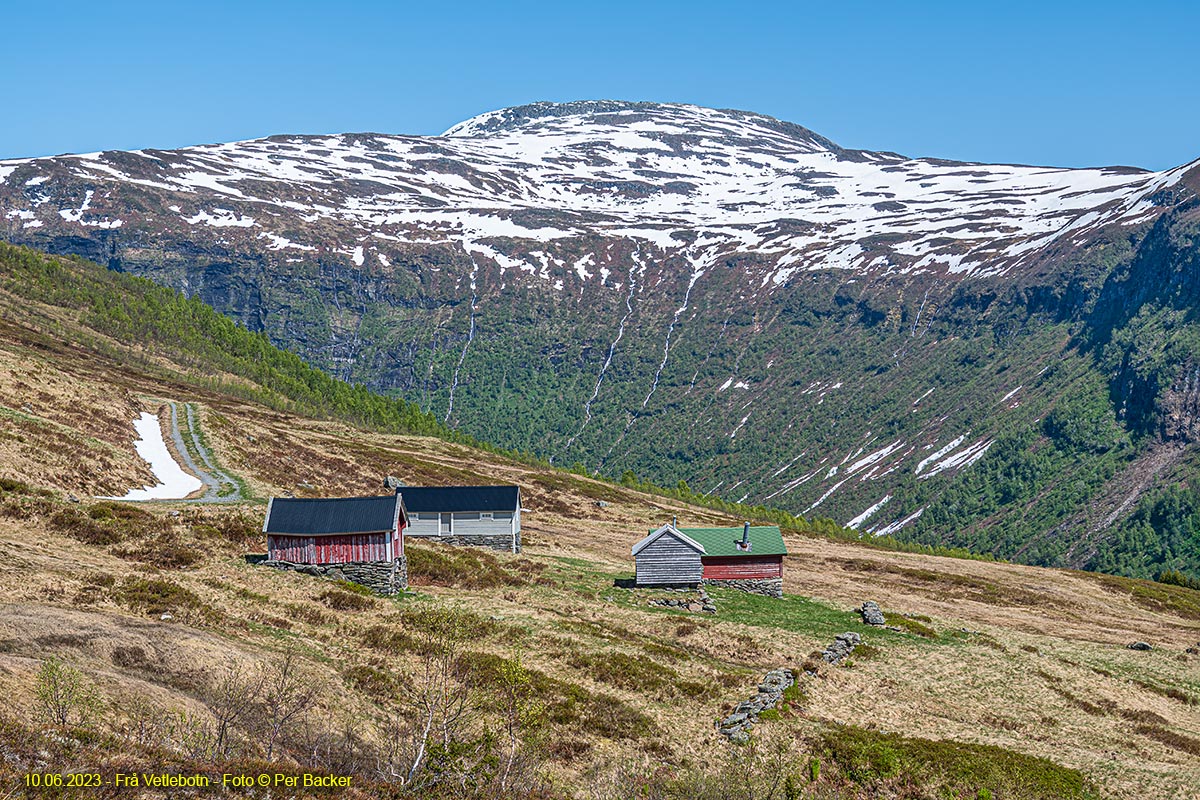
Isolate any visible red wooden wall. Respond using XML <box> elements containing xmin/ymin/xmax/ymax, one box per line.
<box><xmin>701</xmin><ymin>555</ymin><xmax>783</xmax><ymax>580</ymax></box>
<box><xmin>269</xmin><ymin>533</ymin><xmax>389</xmax><ymax>564</ymax></box>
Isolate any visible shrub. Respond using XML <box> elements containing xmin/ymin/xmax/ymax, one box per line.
<box><xmin>783</xmin><ymin>681</ymin><xmax>808</xmax><ymax>705</ymax></box>
<box><xmin>115</xmin><ymin>577</ymin><xmax>209</xmax><ymax>618</ymax></box>
<box><xmin>284</xmin><ymin>602</ymin><xmax>334</xmax><ymax>626</ymax></box>
<box><xmin>1135</xmin><ymin>724</ymin><xmax>1200</xmax><ymax>756</ymax></box>
<box><xmin>0</xmin><ymin>476</ymin><xmax>32</xmax><ymax>494</ymax></box>
<box><xmin>35</xmin><ymin>657</ymin><xmax>104</xmax><ymax>729</ymax></box>
<box><xmin>343</xmin><ymin>664</ymin><xmax>398</xmax><ymax>698</ymax></box>
<box><xmin>565</xmin><ymin>650</ymin><xmax>679</xmax><ymax>693</ymax></box>
<box><xmin>362</xmin><ymin>624</ymin><xmax>418</xmax><ymax>654</ymax></box>
<box><xmin>317</xmin><ymin>588</ymin><xmax>376</xmax><ymax>611</ymax></box>
<box><xmin>50</xmin><ymin>502</ymin><xmax>167</xmax><ymax>545</ymax></box>
<box><xmin>49</xmin><ymin>507</ymin><xmax>125</xmax><ymax>545</ymax></box>
<box><xmin>1156</xmin><ymin>569</ymin><xmax>1200</xmax><ymax>591</ymax></box>
<box><xmin>114</xmin><ymin>535</ymin><xmax>202</xmax><ymax>568</ymax></box>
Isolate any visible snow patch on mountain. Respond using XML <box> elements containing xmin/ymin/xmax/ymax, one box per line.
<box><xmin>2</xmin><ymin>102</ymin><xmax>1189</xmax><ymax>286</ymax></box>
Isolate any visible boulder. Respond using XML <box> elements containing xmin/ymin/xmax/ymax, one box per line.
<box><xmin>1127</xmin><ymin>641</ymin><xmax>1153</xmax><ymax>651</ymax></box>
<box><xmin>860</xmin><ymin>601</ymin><xmax>886</xmax><ymax>626</ymax></box>
<box><xmin>383</xmin><ymin>475</ymin><xmax>404</xmax><ymax>490</ymax></box>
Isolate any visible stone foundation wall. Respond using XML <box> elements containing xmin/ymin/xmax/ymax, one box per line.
<box><xmin>436</xmin><ymin>533</ymin><xmax>520</xmax><ymax>553</ymax></box>
<box><xmin>261</xmin><ymin>557</ymin><xmax>408</xmax><ymax>595</ymax></box>
<box><xmin>702</xmin><ymin>577</ymin><xmax>783</xmax><ymax>599</ymax></box>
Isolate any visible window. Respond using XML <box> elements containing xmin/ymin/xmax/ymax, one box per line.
<box><xmin>416</xmin><ymin>513</ymin><xmax>439</xmax><ymax>521</ymax></box>
<box><xmin>493</xmin><ymin>511</ymin><xmax>513</xmax><ymax>521</ymax></box>
<box><xmin>481</xmin><ymin>512</ymin><xmax>493</xmax><ymax>520</ymax></box>
<box><xmin>452</xmin><ymin>512</ymin><xmax>481</xmax><ymax>521</ymax></box>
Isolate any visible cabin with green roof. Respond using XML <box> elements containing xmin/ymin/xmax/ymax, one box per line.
<box><xmin>631</xmin><ymin>522</ymin><xmax>786</xmax><ymax>598</ymax></box>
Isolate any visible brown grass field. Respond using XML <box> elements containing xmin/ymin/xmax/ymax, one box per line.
<box><xmin>0</xmin><ymin>287</ymin><xmax>1198</xmax><ymax>799</ymax></box>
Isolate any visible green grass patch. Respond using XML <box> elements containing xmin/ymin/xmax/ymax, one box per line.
<box><xmin>814</xmin><ymin>723</ymin><xmax>1100</xmax><ymax>799</ymax></box>
<box><xmin>1092</xmin><ymin>573</ymin><xmax>1200</xmax><ymax>620</ymax></box>
<box><xmin>1130</xmin><ymin>677</ymin><xmax>1199</xmax><ymax>706</ymax></box>
<box><xmin>889</xmin><ymin>615</ymin><xmax>939</xmax><ymax>639</ymax></box>
<box><xmin>704</xmin><ymin>588</ymin><xmax>933</xmax><ymax>648</ymax></box>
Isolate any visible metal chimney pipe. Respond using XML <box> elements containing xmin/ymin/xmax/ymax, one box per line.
<box><xmin>742</xmin><ymin>521</ymin><xmax>750</xmax><ymax>546</ymax></box>
<box><xmin>672</xmin><ymin>516</ymin><xmax>678</xmax><ymax>528</ymax></box>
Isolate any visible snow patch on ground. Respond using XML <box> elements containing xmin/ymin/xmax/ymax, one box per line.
<box><xmin>101</xmin><ymin>412</ymin><xmax>203</xmax><ymax>501</ymax></box>
<box><xmin>999</xmin><ymin>386</ymin><xmax>1022</xmax><ymax>404</ymax></box>
<box><xmin>259</xmin><ymin>232</ymin><xmax>315</xmax><ymax>251</ymax></box>
<box><xmin>914</xmin><ymin>434</ymin><xmax>966</xmax><ymax>475</ymax></box>
<box><xmin>845</xmin><ymin>440</ymin><xmax>904</xmax><ymax>476</ymax></box>
<box><xmin>921</xmin><ymin>438</ymin><xmax>994</xmax><ymax>479</ymax></box>
<box><xmin>872</xmin><ymin>507</ymin><xmax>925</xmax><ymax>537</ymax></box>
<box><xmin>847</xmin><ymin>495</ymin><xmax>892</xmax><ymax>530</ymax></box>
<box><xmin>803</xmin><ymin>478</ymin><xmax>849</xmax><ymax>514</ymax></box>
<box><xmin>185</xmin><ymin>208</ymin><xmax>256</xmax><ymax>227</ymax></box>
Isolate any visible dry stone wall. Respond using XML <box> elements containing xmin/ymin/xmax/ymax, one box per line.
<box><xmin>717</xmin><ymin>668</ymin><xmax>795</xmax><ymax>743</ymax></box>
<box><xmin>702</xmin><ymin>577</ymin><xmax>783</xmax><ymax>598</ymax></box>
<box><xmin>262</xmin><ymin>557</ymin><xmax>407</xmax><ymax>595</ymax></box>
<box><xmin>436</xmin><ymin>533</ymin><xmax>520</xmax><ymax>553</ymax></box>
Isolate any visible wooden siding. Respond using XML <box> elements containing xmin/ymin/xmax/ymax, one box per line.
<box><xmin>405</xmin><ymin>510</ymin><xmax>515</xmax><ymax>542</ymax></box>
<box><xmin>635</xmin><ymin>533</ymin><xmax>703</xmax><ymax>585</ymax></box>
<box><xmin>268</xmin><ymin>532</ymin><xmax>389</xmax><ymax>564</ymax></box>
<box><xmin>449</xmin><ymin>513</ymin><xmax>513</xmax><ymax>537</ymax></box>
<box><xmin>407</xmin><ymin>514</ymin><xmax>440</xmax><ymax>537</ymax></box>
<box><xmin>701</xmin><ymin>555</ymin><xmax>783</xmax><ymax>580</ymax></box>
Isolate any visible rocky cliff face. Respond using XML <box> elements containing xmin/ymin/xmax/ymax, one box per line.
<box><xmin>2</xmin><ymin>101</ymin><xmax>1200</xmax><ymax>571</ymax></box>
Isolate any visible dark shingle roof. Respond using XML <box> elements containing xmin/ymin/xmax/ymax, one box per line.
<box><xmin>399</xmin><ymin>485</ymin><xmax>520</xmax><ymax>513</ymax></box>
<box><xmin>265</xmin><ymin>494</ymin><xmax>402</xmax><ymax>536</ymax></box>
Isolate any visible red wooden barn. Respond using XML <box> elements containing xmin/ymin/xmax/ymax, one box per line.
<box><xmin>263</xmin><ymin>492</ymin><xmax>407</xmax><ymax>564</ymax></box>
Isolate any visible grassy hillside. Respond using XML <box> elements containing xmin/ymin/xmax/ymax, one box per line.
<box><xmin>0</xmin><ymin>243</ymin><xmax>1197</xmax><ymax>798</ymax></box>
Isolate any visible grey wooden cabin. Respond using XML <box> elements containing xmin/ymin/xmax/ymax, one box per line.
<box><xmin>631</xmin><ymin>524</ymin><xmax>704</xmax><ymax>586</ymax></box>
<box><xmin>400</xmin><ymin>485</ymin><xmax>521</xmax><ymax>553</ymax></box>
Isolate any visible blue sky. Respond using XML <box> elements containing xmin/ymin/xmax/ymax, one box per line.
<box><xmin>2</xmin><ymin>0</ymin><xmax>1196</xmax><ymax>169</ymax></box>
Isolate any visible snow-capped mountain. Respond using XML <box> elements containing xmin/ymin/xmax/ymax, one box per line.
<box><xmin>2</xmin><ymin>101</ymin><xmax>1195</xmax><ymax>286</ymax></box>
<box><xmin>2</xmin><ymin>101</ymin><xmax>1199</xmax><ymax>570</ymax></box>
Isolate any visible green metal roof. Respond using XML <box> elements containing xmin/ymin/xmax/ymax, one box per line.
<box><xmin>673</xmin><ymin>525</ymin><xmax>787</xmax><ymax>557</ymax></box>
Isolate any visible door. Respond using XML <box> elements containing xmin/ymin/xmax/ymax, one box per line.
<box><xmin>439</xmin><ymin>512</ymin><xmax>451</xmax><ymax>535</ymax></box>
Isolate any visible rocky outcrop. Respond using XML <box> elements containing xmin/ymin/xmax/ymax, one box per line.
<box><xmin>860</xmin><ymin>600</ymin><xmax>886</xmax><ymax>626</ymax></box>
<box><xmin>261</xmin><ymin>557</ymin><xmax>407</xmax><ymax>596</ymax></box>
<box><xmin>717</xmin><ymin>668</ymin><xmax>795</xmax><ymax>743</ymax></box>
